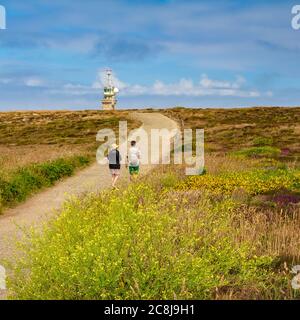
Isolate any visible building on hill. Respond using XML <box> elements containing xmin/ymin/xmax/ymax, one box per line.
<box><xmin>101</xmin><ymin>69</ymin><xmax>119</xmax><ymax>110</ymax></box>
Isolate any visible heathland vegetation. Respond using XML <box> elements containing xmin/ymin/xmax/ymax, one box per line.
<box><xmin>163</xmin><ymin>107</ymin><xmax>300</xmax><ymax>162</ymax></box>
<box><xmin>5</xmin><ymin>107</ymin><xmax>300</xmax><ymax>299</ymax></box>
<box><xmin>0</xmin><ymin>110</ymin><xmax>139</xmax><ymax>212</ymax></box>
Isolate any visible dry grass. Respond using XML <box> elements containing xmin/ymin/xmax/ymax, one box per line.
<box><xmin>233</xmin><ymin>206</ymin><xmax>300</xmax><ymax>261</ymax></box>
<box><xmin>216</xmin><ymin>205</ymin><xmax>300</xmax><ymax>299</ymax></box>
<box><xmin>163</xmin><ymin>107</ymin><xmax>300</xmax><ymax>162</ymax></box>
<box><xmin>203</xmin><ymin>153</ymin><xmax>258</xmax><ymax>174</ymax></box>
<box><xmin>0</xmin><ymin>110</ymin><xmax>140</xmax><ymax>175</ymax></box>
<box><xmin>0</xmin><ymin>144</ymin><xmax>91</xmax><ymax>178</ymax></box>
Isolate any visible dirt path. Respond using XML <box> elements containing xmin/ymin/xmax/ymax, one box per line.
<box><xmin>0</xmin><ymin>112</ymin><xmax>179</xmax><ymax>299</ymax></box>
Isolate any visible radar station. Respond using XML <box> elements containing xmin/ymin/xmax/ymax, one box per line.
<box><xmin>101</xmin><ymin>69</ymin><xmax>119</xmax><ymax>110</ymax></box>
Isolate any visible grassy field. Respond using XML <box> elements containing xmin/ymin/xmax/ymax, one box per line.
<box><xmin>0</xmin><ymin>110</ymin><xmax>140</xmax><ymax>211</ymax></box>
<box><xmin>6</xmin><ymin>107</ymin><xmax>300</xmax><ymax>300</ymax></box>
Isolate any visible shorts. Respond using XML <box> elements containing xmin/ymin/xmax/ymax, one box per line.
<box><xmin>129</xmin><ymin>166</ymin><xmax>139</xmax><ymax>175</ymax></box>
<box><xmin>110</xmin><ymin>169</ymin><xmax>121</xmax><ymax>175</ymax></box>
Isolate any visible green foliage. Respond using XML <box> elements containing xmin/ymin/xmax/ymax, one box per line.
<box><xmin>233</xmin><ymin>146</ymin><xmax>281</xmax><ymax>159</ymax></box>
<box><xmin>160</xmin><ymin>172</ymin><xmax>178</xmax><ymax>188</ymax></box>
<box><xmin>257</xmin><ymin>159</ymin><xmax>288</xmax><ymax>170</ymax></box>
<box><xmin>0</xmin><ymin>156</ymin><xmax>90</xmax><ymax>210</ymax></box>
<box><xmin>199</xmin><ymin>167</ymin><xmax>207</xmax><ymax>176</ymax></box>
<box><xmin>253</xmin><ymin>137</ymin><xmax>273</xmax><ymax>147</ymax></box>
<box><xmin>0</xmin><ymin>168</ymin><xmax>44</xmax><ymax>204</ymax></box>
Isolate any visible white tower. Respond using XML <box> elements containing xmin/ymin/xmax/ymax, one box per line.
<box><xmin>101</xmin><ymin>69</ymin><xmax>119</xmax><ymax>110</ymax></box>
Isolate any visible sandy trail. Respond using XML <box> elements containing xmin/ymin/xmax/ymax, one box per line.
<box><xmin>0</xmin><ymin>112</ymin><xmax>179</xmax><ymax>299</ymax></box>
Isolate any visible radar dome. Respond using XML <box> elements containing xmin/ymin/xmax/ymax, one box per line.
<box><xmin>114</xmin><ymin>87</ymin><xmax>119</xmax><ymax>93</ymax></box>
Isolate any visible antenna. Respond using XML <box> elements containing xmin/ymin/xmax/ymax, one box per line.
<box><xmin>106</xmin><ymin>69</ymin><xmax>113</xmax><ymax>88</ymax></box>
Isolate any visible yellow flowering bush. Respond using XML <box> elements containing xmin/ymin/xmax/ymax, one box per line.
<box><xmin>8</xmin><ymin>179</ymin><xmax>276</xmax><ymax>300</ymax></box>
<box><xmin>176</xmin><ymin>169</ymin><xmax>300</xmax><ymax>196</ymax></box>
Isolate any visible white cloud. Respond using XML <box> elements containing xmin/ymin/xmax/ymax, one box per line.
<box><xmin>45</xmin><ymin>70</ymin><xmax>270</xmax><ymax>99</ymax></box>
<box><xmin>0</xmin><ymin>76</ymin><xmax>45</xmax><ymax>87</ymax></box>
<box><xmin>200</xmin><ymin>74</ymin><xmax>245</xmax><ymax>89</ymax></box>
<box><xmin>24</xmin><ymin>77</ymin><xmax>44</xmax><ymax>87</ymax></box>
<box><xmin>120</xmin><ymin>74</ymin><xmax>264</xmax><ymax>98</ymax></box>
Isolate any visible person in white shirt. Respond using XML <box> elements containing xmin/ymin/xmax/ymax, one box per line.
<box><xmin>126</xmin><ymin>140</ymin><xmax>141</xmax><ymax>181</ymax></box>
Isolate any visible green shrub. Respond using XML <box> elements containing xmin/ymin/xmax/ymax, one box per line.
<box><xmin>37</xmin><ymin>159</ymin><xmax>74</xmax><ymax>184</ymax></box>
<box><xmin>253</xmin><ymin>137</ymin><xmax>273</xmax><ymax>147</ymax></box>
<box><xmin>233</xmin><ymin>146</ymin><xmax>281</xmax><ymax>159</ymax></box>
<box><xmin>0</xmin><ymin>168</ymin><xmax>44</xmax><ymax>204</ymax></box>
<box><xmin>0</xmin><ymin>156</ymin><xmax>91</xmax><ymax>210</ymax></box>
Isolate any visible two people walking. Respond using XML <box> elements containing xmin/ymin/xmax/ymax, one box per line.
<box><xmin>107</xmin><ymin>141</ymin><xmax>141</xmax><ymax>188</ymax></box>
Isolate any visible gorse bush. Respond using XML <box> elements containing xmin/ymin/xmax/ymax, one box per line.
<box><xmin>0</xmin><ymin>156</ymin><xmax>90</xmax><ymax>210</ymax></box>
<box><xmin>9</xmin><ymin>174</ymin><xmax>280</xmax><ymax>300</ymax></box>
<box><xmin>176</xmin><ymin>169</ymin><xmax>300</xmax><ymax>196</ymax></box>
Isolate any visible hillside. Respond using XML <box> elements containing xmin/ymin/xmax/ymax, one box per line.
<box><xmin>163</xmin><ymin>107</ymin><xmax>300</xmax><ymax>163</ymax></box>
<box><xmin>3</xmin><ymin>107</ymin><xmax>300</xmax><ymax>300</ymax></box>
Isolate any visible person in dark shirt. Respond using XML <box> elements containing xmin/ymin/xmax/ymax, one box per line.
<box><xmin>107</xmin><ymin>143</ymin><xmax>122</xmax><ymax>189</ymax></box>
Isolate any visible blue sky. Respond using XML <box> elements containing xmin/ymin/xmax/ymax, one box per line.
<box><xmin>0</xmin><ymin>0</ymin><xmax>300</xmax><ymax>110</ymax></box>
